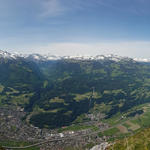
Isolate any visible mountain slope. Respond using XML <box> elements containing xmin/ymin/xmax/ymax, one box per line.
<box><xmin>27</xmin><ymin>59</ymin><xmax>150</xmax><ymax>128</ymax></box>
<box><xmin>2</xmin><ymin>50</ymin><xmax>150</xmax><ymax>129</ymax></box>
<box><xmin>0</xmin><ymin>53</ymin><xmax>43</xmax><ymax>107</ymax></box>
<box><xmin>108</xmin><ymin>127</ymin><xmax>150</xmax><ymax>150</ymax></box>
<box><xmin>0</xmin><ymin>58</ymin><xmax>42</xmax><ymax>89</ymax></box>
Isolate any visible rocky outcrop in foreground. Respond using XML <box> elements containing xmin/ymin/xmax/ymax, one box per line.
<box><xmin>90</xmin><ymin>142</ymin><xmax>110</xmax><ymax>150</ymax></box>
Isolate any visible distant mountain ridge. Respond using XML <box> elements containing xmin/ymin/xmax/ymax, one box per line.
<box><xmin>0</xmin><ymin>49</ymin><xmax>147</xmax><ymax>62</ymax></box>
<box><xmin>0</xmin><ymin>50</ymin><xmax>19</xmax><ymax>59</ymax></box>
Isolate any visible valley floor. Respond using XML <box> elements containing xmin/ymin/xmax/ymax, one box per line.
<box><xmin>1</xmin><ymin>102</ymin><xmax>150</xmax><ymax>150</ymax></box>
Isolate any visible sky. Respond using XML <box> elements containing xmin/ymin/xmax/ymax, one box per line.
<box><xmin>1</xmin><ymin>0</ymin><xmax>150</xmax><ymax>58</ymax></box>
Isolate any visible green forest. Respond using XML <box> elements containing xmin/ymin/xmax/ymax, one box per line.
<box><xmin>1</xmin><ymin>57</ymin><xmax>150</xmax><ymax>129</ymax></box>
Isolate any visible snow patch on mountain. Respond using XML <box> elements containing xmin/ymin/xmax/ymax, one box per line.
<box><xmin>133</xmin><ymin>58</ymin><xmax>150</xmax><ymax>62</ymax></box>
<box><xmin>0</xmin><ymin>50</ymin><xmax>150</xmax><ymax>63</ymax></box>
<box><xmin>25</xmin><ymin>53</ymin><xmax>132</xmax><ymax>62</ymax></box>
<box><xmin>0</xmin><ymin>50</ymin><xmax>18</xmax><ymax>59</ymax></box>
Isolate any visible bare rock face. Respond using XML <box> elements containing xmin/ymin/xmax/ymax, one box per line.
<box><xmin>90</xmin><ymin>142</ymin><xmax>110</xmax><ymax>150</ymax></box>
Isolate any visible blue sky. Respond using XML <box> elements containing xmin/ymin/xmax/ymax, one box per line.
<box><xmin>1</xmin><ymin>0</ymin><xmax>150</xmax><ymax>58</ymax></box>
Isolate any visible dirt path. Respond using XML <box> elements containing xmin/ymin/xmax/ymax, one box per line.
<box><xmin>117</xmin><ymin>125</ymin><xmax>128</xmax><ymax>133</ymax></box>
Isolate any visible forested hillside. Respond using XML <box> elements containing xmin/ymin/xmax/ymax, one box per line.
<box><xmin>27</xmin><ymin>59</ymin><xmax>150</xmax><ymax>128</ymax></box>
<box><xmin>0</xmin><ymin>57</ymin><xmax>43</xmax><ymax>107</ymax></box>
<box><xmin>2</xmin><ymin>54</ymin><xmax>150</xmax><ymax>129</ymax></box>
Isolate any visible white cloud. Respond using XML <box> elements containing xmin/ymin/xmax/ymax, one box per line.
<box><xmin>36</xmin><ymin>0</ymin><xmax>150</xmax><ymax>18</ymax></box>
<box><xmin>40</xmin><ymin>0</ymin><xmax>67</xmax><ymax>17</ymax></box>
<box><xmin>25</xmin><ymin>41</ymin><xmax>150</xmax><ymax>58</ymax></box>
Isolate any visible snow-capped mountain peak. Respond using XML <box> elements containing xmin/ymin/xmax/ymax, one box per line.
<box><xmin>133</xmin><ymin>58</ymin><xmax>150</xmax><ymax>62</ymax></box>
<box><xmin>0</xmin><ymin>50</ymin><xmax>18</xmax><ymax>59</ymax></box>
<box><xmin>25</xmin><ymin>53</ymin><xmax>126</xmax><ymax>62</ymax></box>
<box><xmin>0</xmin><ymin>50</ymin><xmax>150</xmax><ymax>63</ymax></box>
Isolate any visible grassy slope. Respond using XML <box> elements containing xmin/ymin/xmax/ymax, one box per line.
<box><xmin>108</xmin><ymin>128</ymin><xmax>150</xmax><ymax>150</ymax></box>
<box><xmin>103</xmin><ymin>103</ymin><xmax>150</xmax><ymax>149</ymax></box>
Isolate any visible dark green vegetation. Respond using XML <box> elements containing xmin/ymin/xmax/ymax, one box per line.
<box><xmin>0</xmin><ymin>58</ymin><xmax>42</xmax><ymax>107</ymax></box>
<box><xmin>29</xmin><ymin>59</ymin><xmax>150</xmax><ymax>128</ymax></box>
<box><xmin>2</xmin><ymin>56</ymin><xmax>150</xmax><ymax>129</ymax></box>
<box><xmin>0</xmin><ymin>57</ymin><xmax>42</xmax><ymax>90</ymax></box>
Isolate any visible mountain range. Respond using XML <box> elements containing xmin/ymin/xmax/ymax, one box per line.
<box><xmin>1</xmin><ymin>49</ymin><xmax>149</xmax><ymax>62</ymax></box>
<box><xmin>1</xmin><ymin>50</ymin><xmax>150</xmax><ymax>129</ymax></box>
